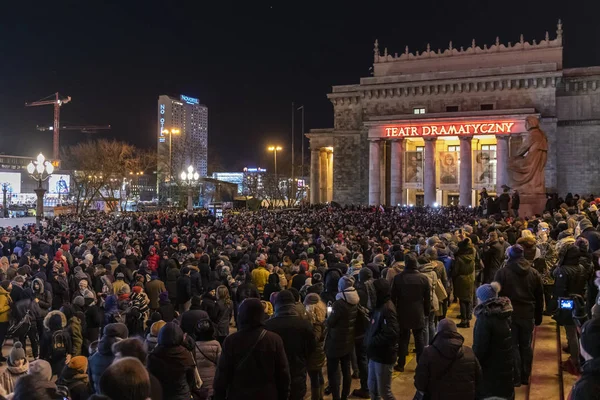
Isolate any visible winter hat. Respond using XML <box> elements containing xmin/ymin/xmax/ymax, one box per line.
<box><xmin>132</xmin><ymin>285</ymin><xmax>143</xmax><ymax>294</ymax></box>
<box><xmin>116</xmin><ymin>272</ymin><xmax>125</xmax><ymax>279</ymax></box>
<box><xmin>151</xmin><ymin>320</ymin><xmax>167</xmax><ymax>337</ymax></box>
<box><xmin>9</xmin><ymin>341</ymin><xmax>26</xmax><ymax>364</ymax></box>
<box><xmin>275</xmin><ymin>290</ymin><xmax>296</xmax><ymax>308</ymax></box>
<box><xmin>303</xmin><ymin>293</ymin><xmax>320</xmax><ymax>306</ymax></box>
<box><xmin>437</xmin><ymin>318</ymin><xmax>458</xmax><ymax>334</ymax></box>
<box><xmin>507</xmin><ymin>244</ymin><xmax>524</xmax><ymax>260</ymax></box>
<box><xmin>581</xmin><ymin>317</ymin><xmax>600</xmax><ymax>358</ymax></box>
<box><xmin>0</xmin><ymin>280</ymin><xmax>10</xmax><ymax>291</ymax></box>
<box><xmin>579</xmin><ymin>218</ymin><xmax>594</xmax><ymax>232</ymax></box>
<box><xmin>238</xmin><ymin>298</ymin><xmax>265</xmax><ymax>330</ymax></box>
<box><xmin>312</xmin><ymin>273</ymin><xmax>323</xmax><ymax>284</ymax></box>
<box><xmin>28</xmin><ymin>359</ymin><xmax>52</xmax><ymax>382</ymax></box>
<box><xmin>103</xmin><ymin>322</ymin><xmax>129</xmax><ymax>339</ymax></box>
<box><xmin>338</xmin><ymin>275</ymin><xmax>355</xmax><ymax>292</ymax></box>
<box><xmin>358</xmin><ymin>267</ymin><xmax>373</xmax><ymax>282</ymax></box>
<box><xmin>67</xmin><ymin>356</ymin><xmax>88</xmax><ymax>374</ymax></box>
<box><xmin>73</xmin><ymin>296</ymin><xmax>85</xmax><ymax>307</ymax></box>
<box><xmin>476</xmin><ymin>282</ymin><xmax>501</xmax><ymax>303</ymax></box>
<box><xmin>159</xmin><ymin>291</ymin><xmax>170</xmax><ymax>303</ymax></box>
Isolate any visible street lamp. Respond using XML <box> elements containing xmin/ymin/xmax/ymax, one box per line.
<box><xmin>267</xmin><ymin>145</ymin><xmax>282</xmax><ymax>178</ymax></box>
<box><xmin>180</xmin><ymin>165</ymin><xmax>200</xmax><ymax>212</ymax></box>
<box><xmin>27</xmin><ymin>153</ymin><xmax>54</xmax><ymax>225</ymax></box>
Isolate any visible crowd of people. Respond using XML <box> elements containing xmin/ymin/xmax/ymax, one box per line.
<box><xmin>0</xmin><ymin>201</ymin><xmax>597</xmax><ymax>399</ymax></box>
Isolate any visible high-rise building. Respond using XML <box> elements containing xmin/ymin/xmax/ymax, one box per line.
<box><xmin>157</xmin><ymin>94</ymin><xmax>208</xmax><ymax>198</ymax></box>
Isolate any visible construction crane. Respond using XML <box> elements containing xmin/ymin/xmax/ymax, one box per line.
<box><xmin>25</xmin><ymin>92</ymin><xmax>72</xmax><ymax>160</ymax></box>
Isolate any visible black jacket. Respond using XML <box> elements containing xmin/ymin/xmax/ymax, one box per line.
<box><xmin>365</xmin><ymin>296</ymin><xmax>399</xmax><ymax>364</ymax></box>
<box><xmin>391</xmin><ymin>268</ymin><xmax>431</xmax><ymax>330</ymax></box>
<box><xmin>213</xmin><ymin>327</ymin><xmax>291</xmax><ymax>400</ymax></box>
<box><xmin>511</xmin><ymin>193</ymin><xmax>520</xmax><ymax>210</ymax></box>
<box><xmin>199</xmin><ymin>292</ymin><xmax>224</xmax><ymax>326</ymax></box>
<box><xmin>473</xmin><ymin>297</ymin><xmax>514</xmax><ymax>399</ymax></box>
<box><xmin>265</xmin><ymin>305</ymin><xmax>316</xmax><ymax>396</ymax></box>
<box><xmin>482</xmin><ymin>240</ymin><xmax>504</xmax><ymax>284</ymax></box>
<box><xmin>495</xmin><ymin>257</ymin><xmax>544</xmax><ymax>324</ymax></box>
<box><xmin>414</xmin><ymin>329</ymin><xmax>482</xmax><ymax>400</ymax></box>
<box><xmin>325</xmin><ymin>290</ymin><xmax>358</xmax><ymax>358</ymax></box>
<box><xmin>147</xmin><ymin>345</ymin><xmax>195</xmax><ymax>400</ymax></box>
<box><xmin>188</xmin><ymin>266</ymin><xmax>203</xmax><ymax>297</ymax></box>
<box><xmin>176</xmin><ymin>275</ymin><xmax>192</xmax><ymax>304</ymax></box>
<box><xmin>571</xmin><ymin>358</ymin><xmax>600</xmax><ymax>400</ymax></box>
<box><xmin>581</xmin><ymin>227</ymin><xmax>600</xmax><ymax>253</ymax></box>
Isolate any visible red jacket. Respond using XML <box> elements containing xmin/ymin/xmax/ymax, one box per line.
<box><xmin>146</xmin><ymin>253</ymin><xmax>160</xmax><ymax>272</ymax></box>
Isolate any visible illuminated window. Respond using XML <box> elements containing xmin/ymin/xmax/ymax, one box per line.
<box><xmin>446</xmin><ymin>106</ymin><xmax>459</xmax><ymax>112</ymax></box>
<box><xmin>416</xmin><ymin>146</ymin><xmax>424</xmax><ymax>152</ymax></box>
<box><xmin>413</xmin><ymin>107</ymin><xmax>426</xmax><ymax>115</ymax></box>
<box><xmin>480</xmin><ymin>104</ymin><xmax>494</xmax><ymax>111</ymax></box>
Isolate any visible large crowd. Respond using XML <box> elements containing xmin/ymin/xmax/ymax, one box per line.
<box><xmin>0</xmin><ymin>198</ymin><xmax>598</xmax><ymax>400</ymax></box>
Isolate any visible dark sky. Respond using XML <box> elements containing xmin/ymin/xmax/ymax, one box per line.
<box><xmin>1</xmin><ymin>1</ymin><xmax>599</xmax><ymax>172</ymax></box>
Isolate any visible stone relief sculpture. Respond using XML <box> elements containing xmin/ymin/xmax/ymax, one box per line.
<box><xmin>508</xmin><ymin>116</ymin><xmax>548</xmax><ymax>194</ymax></box>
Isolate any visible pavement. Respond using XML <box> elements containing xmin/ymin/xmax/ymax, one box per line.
<box><xmin>0</xmin><ymin>217</ymin><xmax>36</xmax><ymax>228</ymax></box>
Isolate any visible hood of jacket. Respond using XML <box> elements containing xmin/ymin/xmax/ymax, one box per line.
<box><xmin>474</xmin><ymin>296</ymin><xmax>513</xmax><ymax>318</ymax></box>
<box><xmin>373</xmin><ymin>278</ymin><xmax>390</xmax><ymax>308</ymax></box>
<box><xmin>336</xmin><ymin>287</ymin><xmax>360</xmax><ymax>305</ymax></box>
<box><xmin>43</xmin><ymin>310</ymin><xmax>67</xmax><ymax>330</ymax></box>
<box><xmin>7</xmin><ymin>359</ymin><xmax>29</xmax><ymax>375</ymax></box>
<box><xmin>157</xmin><ymin>322</ymin><xmax>184</xmax><ymax>347</ymax></box>
<box><xmin>431</xmin><ymin>330</ymin><xmax>465</xmax><ymax>360</ymax></box>
<box><xmin>32</xmin><ymin>277</ymin><xmax>45</xmax><ymax>294</ymax></box>
<box><xmin>506</xmin><ymin>257</ymin><xmax>532</xmax><ymax>276</ymax></box>
<box><xmin>517</xmin><ymin>235</ymin><xmax>537</xmax><ymax>249</ymax></box>
<box><xmin>418</xmin><ymin>262</ymin><xmax>437</xmax><ymax>274</ymax></box>
<box><xmin>324</xmin><ymin>268</ymin><xmax>342</xmax><ymax>293</ymax></box>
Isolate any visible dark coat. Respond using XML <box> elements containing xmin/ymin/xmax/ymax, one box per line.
<box><xmin>158</xmin><ymin>300</ymin><xmax>176</xmax><ymax>322</ymax></box>
<box><xmin>265</xmin><ymin>305</ymin><xmax>316</xmax><ymax>397</ymax></box>
<box><xmin>213</xmin><ymin>327</ymin><xmax>291</xmax><ymax>400</ymax></box>
<box><xmin>391</xmin><ymin>268</ymin><xmax>431</xmax><ymax>330</ymax></box>
<box><xmin>581</xmin><ymin>227</ymin><xmax>600</xmax><ymax>253</ymax></box>
<box><xmin>176</xmin><ymin>274</ymin><xmax>192</xmax><ymax>304</ymax></box>
<box><xmin>414</xmin><ymin>329</ymin><xmax>482</xmax><ymax>400</ymax></box>
<box><xmin>473</xmin><ymin>297</ymin><xmax>514</xmax><ymax>399</ymax></box>
<box><xmin>199</xmin><ymin>292</ymin><xmax>224</xmax><ymax>327</ymax></box>
<box><xmin>88</xmin><ymin>336</ymin><xmax>119</xmax><ymax>393</ymax></box>
<box><xmin>482</xmin><ymin>240</ymin><xmax>504</xmax><ymax>284</ymax></box>
<box><xmin>495</xmin><ymin>258</ymin><xmax>544</xmax><ymax>324</ymax></box>
<box><xmin>452</xmin><ymin>248</ymin><xmax>476</xmax><ymax>301</ymax></box>
<box><xmin>291</xmin><ymin>272</ymin><xmax>308</xmax><ymax>292</ymax></box>
<box><xmin>188</xmin><ymin>266</ymin><xmax>203</xmax><ymax>297</ymax></box>
<box><xmin>306</xmin><ymin>319</ymin><xmax>326</xmax><ymax>371</ymax></box>
<box><xmin>325</xmin><ymin>289</ymin><xmax>359</xmax><ymax>359</ymax></box>
<box><xmin>365</xmin><ymin>298</ymin><xmax>399</xmax><ymax>365</ymax></box>
<box><xmin>147</xmin><ymin>345</ymin><xmax>195</xmax><ymax>400</ymax></box>
<box><xmin>570</xmin><ymin>358</ymin><xmax>600</xmax><ymax>400</ymax></box>
<box><xmin>165</xmin><ymin>263</ymin><xmax>180</xmax><ymax>300</ymax></box>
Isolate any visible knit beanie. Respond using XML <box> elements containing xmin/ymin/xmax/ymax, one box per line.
<box><xmin>9</xmin><ymin>341</ymin><xmax>26</xmax><ymax>364</ymax></box>
<box><xmin>67</xmin><ymin>356</ymin><xmax>88</xmax><ymax>374</ymax></box>
<box><xmin>476</xmin><ymin>282</ymin><xmax>501</xmax><ymax>303</ymax></box>
<box><xmin>303</xmin><ymin>293</ymin><xmax>320</xmax><ymax>306</ymax></box>
<box><xmin>437</xmin><ymin>318</ymin><xmax>458</xmax><ymax>333</ymax></box>
<box><xmin>507</xmin><ymin>244</ymin><xmax>524</xmax><ymax>260</ymax></box>
<box><xmin>151</xmin><ymin>320</ymin><xmax>167</xmax><ymax>337</ymax></box>
<box><xmin>338</xmin><ymin>275</ymin><xmax>355</xmax><ymax>292</ymax></box>
<box><xmin>275</xmin><ymin>290</ymin><xmax>295</xmax><ymax>308</ymax></box>
<box><xmin>29</xmin><ymin>359</ymin><xmax>52</xmax><ymax>382</ymax></box>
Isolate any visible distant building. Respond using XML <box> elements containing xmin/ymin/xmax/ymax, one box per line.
<box><xmin>157</xmin><ymin>94</ymin><xmax>208</xmax><ymax>199</ymax></box>
<box><xmin>211</xmin><ymin>167</ymin><xmax>266</xmax><ymax>195</ymax></box>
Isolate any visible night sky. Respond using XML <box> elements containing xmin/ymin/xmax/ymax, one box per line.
<box><xmin>1</xmin><ymin>1</ymin><xmax>599</xmax><ymax>173</ymax></box>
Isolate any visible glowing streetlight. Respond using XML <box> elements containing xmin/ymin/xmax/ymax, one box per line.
<box><xmin>267</xmin><ymin>146</ymin><xmax>283</xmax><ymax>178</ymax></box>
<box><xmin>27</xmin><ymin>153</ymin><xmax>54</xmax><ymax>225</ymax></box>
<box><xmin>180</xmin><ymin>165</ymin><xmax>200</xmax><ymax>212</ymax></box>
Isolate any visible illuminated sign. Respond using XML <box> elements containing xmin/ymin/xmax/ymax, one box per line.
<box><xmin>159</xmin><ymin>104</ymin><xmax>166</xmax><ymax>143</ymax></box>
<box><xmin>380</xmin><ymin>120</ymin><xmax>525</xmax><ymax>138</ymax></box>
<box><xmin>243</xmin><ymin>167</ymin><xmax>267</xmax><ymax>173</ymax></box>
<box><xmin>180</xmin><ymin>95</ymin><xmax>199</xmax><ymax>105</ymax></box>
<box><xmin>49</xmin><ymin>174</ymin><xmax>70</xmax><ymax>194</ymax></box>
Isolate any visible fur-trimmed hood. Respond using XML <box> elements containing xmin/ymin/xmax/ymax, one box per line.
<box><xmin>474</xmin><ymin>296</ymin><xmax>513</xmax><ymax>319</ymax></box>
<box><xmin>43</xmin><ymin>310</ymin><xmax>67</xmax><ymax>331</ymax></box>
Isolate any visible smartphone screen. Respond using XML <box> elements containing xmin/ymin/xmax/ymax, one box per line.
<box><xmin>560</xmin><ymin>299</ymin><xmax>574</xmax><ymax>309</ymax></box>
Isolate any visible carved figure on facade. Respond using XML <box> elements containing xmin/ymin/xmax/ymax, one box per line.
<box><xmin>508</xmin><ymin>116</ymin><xmax>548</xmax><ymax>194</ymax></box>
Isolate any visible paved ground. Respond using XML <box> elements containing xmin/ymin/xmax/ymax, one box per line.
<box><xmin>0</xmin><ymin>217</ymin><xmax>36</xmax><ymax>227</ymax></box>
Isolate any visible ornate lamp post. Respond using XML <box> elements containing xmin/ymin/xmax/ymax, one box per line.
<box><xmin>180</xmin><ymin>165</ymin><xmax>199</xmax><ymax>212</ymax></box>
<box><xmin>27</xmin><ymin>153</ymin><xmax>54</xmax><ymax>225</ymax></box>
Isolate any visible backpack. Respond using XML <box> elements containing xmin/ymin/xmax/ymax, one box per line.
<box><xmin>7</xmin><ymin>310</ymin><xmax>32</xmax><ymax>339</ymax></box>
<box><xmin>51</xmin><ymin>330</ymin><xmax>69</xmax><ymax>361</ymax></box>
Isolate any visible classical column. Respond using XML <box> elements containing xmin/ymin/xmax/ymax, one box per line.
<box><xmin>319</xmin><ymin>150</ymin><xmax>327</xmax><ymax>203</ymax></box>
<box><xmin>326</xmin><ymin>150</ymin><xmax>333</xmax><ymax>202</ymax></box>
<box><xmin>310</xmin><ymin>148</ymin><xmax>320</xmax><ymax>204</ymax></box>
<box><xmin>390</xmin><ymin>139</ymin><xmax>404</xmax><ymax>206</ymax></box>
<box><xmin>424</xmin><ymin>138</ymin><xmax>437</xmax><ymax>206</ymax></box>
<box><xmin>496</xmin><ymin>135</ymin><xmax>510</xmax><ymax>194</ymax></box>
<box><xmin>459</xmin><ymin>136</ymin><xmax>473</xmax><ymax>207</ymax></box>
<box><xmin>369</xmin><ymin>140</ymin><xmax>381</xmax><ymax>205</ymax></box>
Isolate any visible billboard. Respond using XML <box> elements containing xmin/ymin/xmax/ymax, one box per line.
<box><xmin>48</xmin><ymin>174</ymin><xmax>70</xmax><ymax>194</ymax></box>
<box><xmin>473</xmin><ymin>150</ymin><xmax>496</xmax><ymax>188</ymax></box>
<box><xmin>404</xmin><ymin>151</ymin><xmax>423</xmax><ymax>188</ymax></box>
<box><xmin>439</xmin><ymin>151</ymin><xmax>459</xmax><ymax>186</ymax></box>
<box><xmin>0</xmin><ymin>172</ymin><xmax>21</xmax><ymax>194</ymax></box>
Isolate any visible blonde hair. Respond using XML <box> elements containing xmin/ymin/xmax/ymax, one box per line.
<box><xmin>305</xmin><ymin>301</ymin><xmax>327</xmax><ymax>324</ymax></box>
<box><xmin>216</xmin><ymin>285</ymin><xmax>232</xmax><ymax>307</ymax></box>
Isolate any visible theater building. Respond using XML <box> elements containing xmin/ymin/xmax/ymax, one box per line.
<box><xmin>307</xmin><ymin>21</ymin><xmax>600</xmax><ymax>207</ymax></box>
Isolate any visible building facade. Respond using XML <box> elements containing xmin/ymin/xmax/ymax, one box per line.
<box><xmin>157</xmin><ymin>94</ymin><xmax>208</xmax><ymax>199</ymax></box>
<box><xmin>308</xmin><ymin>21</ymin><xmax>600</xmax><ymax>207</ymax></box>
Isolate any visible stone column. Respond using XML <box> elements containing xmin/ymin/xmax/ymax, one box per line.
<box><xmin>390</xmin><ymin>139</ymin><xmax>404</xmax><ymax>206</ymax></box>
<box><xmin>459</xmin><ymin>136</ymin><xmax>473</xmax><ymax>207</ymax></box>
<box><xmin>310</xmin><ymin>148</ymin><xmax>320</xmax><ymax>204</ymax></box>
<box><xmin>319</xmin><ymin>150</ymin><xmax>327</xmax><ymax>203</ymax></box>
<box><xmin>424</xmin><ymin>138</ymin><xmax>437</xmax><ymax>206</ymax></box>
<box><xmin>327</xmin><ymin>150</ymin><xmax>333</xmax><ymax>202</ymax></box>
<box><xmin>496</xmin><ymin>136</ymin><xmax>510</xmax><ymax>194</ymax></box>
<box><xmin>369</xmin><ymin>140</ymin><xmax>381</xmax><ymax>205</ymax></box>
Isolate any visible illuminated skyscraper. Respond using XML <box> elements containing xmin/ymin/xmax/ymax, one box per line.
<box><xmin>157</xmin><ymin>94</ymin><xmax>208</xmax><ymax>199</ymax></box>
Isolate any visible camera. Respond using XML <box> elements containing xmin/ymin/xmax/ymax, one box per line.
<box><xmin>559</xmin><ymin>298</ymin><xmax>574</xmax><ymax>310</ymax></box>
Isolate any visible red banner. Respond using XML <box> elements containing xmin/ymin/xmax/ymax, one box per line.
<box><xmin>383</xmin><ymin>120</ymin><xmax>524</xmax><ymax>138</ymax></box>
